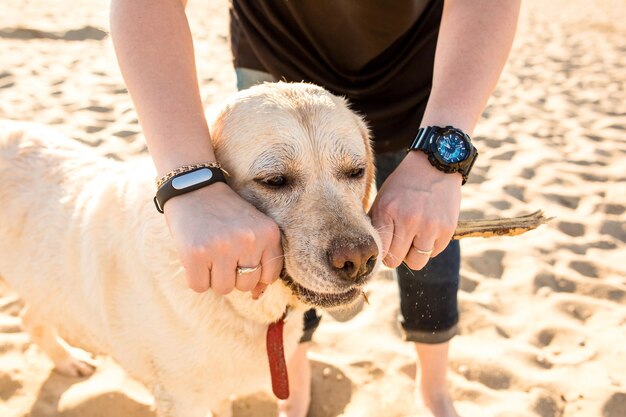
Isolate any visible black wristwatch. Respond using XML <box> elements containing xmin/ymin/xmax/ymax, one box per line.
<box><xmin>408</xmin><ymin>125</ymin><xmax>478</xmax><ymax>184</ymax></box>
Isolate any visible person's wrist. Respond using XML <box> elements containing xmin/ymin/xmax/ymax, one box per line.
<box><xmin>404</xmin><ymin>150</ymin><xmax>463</xmax><ymax>186</ymax></box>
<box><xmin>419</xmin><ymin>103</ymin><xmax>477</xmax><ymax>136</ymax></box>
<box><xmin>154</xmin><ymin>168</ymin><xmax>232</xmax><ymax>215</ymax></box>
<box><xmin>148</xmin><ymin>137</ymin><xmax>218</xmax><ymax>178</ymax></box>
<box><xmin>162</xmin><ymin>181</ymin><xmax>231</xmax><ymax>215</ymax></box>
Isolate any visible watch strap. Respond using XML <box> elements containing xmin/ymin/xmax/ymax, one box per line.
<box><xmin>410</xmin><ymin>126</ymin><xmax>437</xmax><ymax>151</ymax></box>
<box><xmin>154</xmin><ymin>166</ymin><xmax>227</xmax><ymax>213</ymax></box>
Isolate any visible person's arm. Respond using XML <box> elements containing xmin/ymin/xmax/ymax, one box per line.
<box><xmin>371</xmin><ymin>0</ymin><xmax>521</xmax><ymax>270</ymax></box>
<box><xmin>110</xmin><ymin>0</ymin><xmax>213</xmax><ymax>174</ymax></box>
<box><xmin>109</xmin><ymin>0</ymin><xmax>282</xmax><ymax>294</ymax></box>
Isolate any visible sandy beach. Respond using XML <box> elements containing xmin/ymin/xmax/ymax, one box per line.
<box><xmin>1</xmin><ymin>0</ymin><xmax>625</xmax><ymax>416</ymax></box>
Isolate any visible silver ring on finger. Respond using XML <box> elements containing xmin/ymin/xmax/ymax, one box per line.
<box><xmin>412</xmin><ymin>246</ymin><xmax>433</xmax><ymax>257</ymax></box>
<box><xmin>236</xmin><ymin>264</ymin><xmax>261</xmax><ymax>275</ymax></box>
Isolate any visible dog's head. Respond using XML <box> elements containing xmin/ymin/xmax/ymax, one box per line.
<box><xmin>208</xmin><ymin>82</ymin><xmax>381</xmax><ymax>309</ymax></box>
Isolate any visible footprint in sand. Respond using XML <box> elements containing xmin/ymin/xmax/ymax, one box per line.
<box><xmin>0</xmin><ymin>71</ymin><xmax>15</xmax><ymax>89</ymax></box>
<box><xmin>491</xmin><ymin>149</ymin><xmax>516</xmax><ymax>161</ymax></box>
<box><xmin>600</xmin><ymin>220</ymin><xmax>626</xmax><ymax>243</ymax></box>
<box><xmin>603</xmin><ymin>204</ymin><xmax>625</xmax><ymax>215</ymax></box>
<box><xmin>521</xmin><ymin>167</ymin><xmax>535</xmax><ymax>179</ymax></box>
<box><xmin>82</xmin><ymin>105</ymin><xmax>111</xmax><ymax>113</ymax></box>
<box><xmin>113</xmin><ymin>130</ymin><xmax>139</xmax><ymax>139</ymax></box>
<box><xmin>529</xmin><ymin>387</ymin><xmax>563</xmax><ymax>417</ymax></box>
<box><xmin>569</xmin><ymin>260</ymin><xmax>599</xmax><ymax>278</ymax></box>
<box><xmin>465</xmin><ymin>250</ymin><xmax>505</xmax><ymax>279</ymax></box>
<box><xmin>0</xmin><ymin>26</ymin><xmax>107</xmax><ymax>42</ymax></box>
<box><xmin>459</xmin><ymin>273</ymin><xmax>479</xmax><ymax>293</ymax></box>
<box><xmin>48</xmin><ymin>385</ymin><xmax>154</xmax><ymax>417</ymax></box>
<box><xmin>554</xmin><ymin>298</ymin><xmax>596</xmax><ymax>322</ymax></box>
<box><xmin>459</xmin><ymin>209</ymin><xmax>485</xmax><ymax>221</ymax></box>
<box><xmin>532</xmin><ymin>326</ymin><xmax>584</xmax><ymax>349</ymax></box>
<box><xmin>466</xmin><ymin>171</ymin><xmax>486</xmax><ymax>185</ymax></box>
<box><xmin>61</xmin><ymin>26</ymin><xmax>107</xmax><ymax>41</ymax></box>
<box><xmin>503</xmin><ymin>184</ymin><xmax>525</xmax><ymax>201</ymax></box>
<box><xmin>489</xmin><ymin>199</ymin><xmax>512</xmax><ymax>210</ymax></box>
<box><xmin>458</xmin><ymin>361</ymin><xmax>514</xmax><ymax>390</ymax></box>
<box><xmin>86</xmin><ymin>125</ymin><xmax>105</xmax><ymax>134</ymax></box>
<box><xmin>309</xmin><ymin>361</ymin><xmax>352</xmax><ymax>417</ymax></box>
<box><xmin>559</xmin><ymin>243</ymin><xmax>588</xmax><ymax>255</ymax></box>
<box><xmin>603</xmin><ymin>392</ymin><xmax>626</xmax><ymax>417</ymax></box>
<box><xmin>589</xmin><ymin>240</ymin><xmax>618</xmax><ymax>250</ymax></box>
<box><xmin>533</xmin><ymin>272</ymin><xmax>577</xmax><ymax>293</ymax></box>
<box><xmin>542</xmin><ymin>193</ymin><xmax>581</xmax><ymax>209</ymax></box>
<box><xmin>531</xmin><ymin>325</ymin><xmax>597</xmax><ymax>367</ymax></box>
<box><xmin>580</xmin><ymin>172</ymin><xmax>609</xmax><ymax>182</ymax></box>
<box><xmin>0</xmin><ymin>371</ymin><xmax>22</xmax><ymax>401</ymax></box>
<box><xmin>569</xmin><ymin>159</ymin><xmax>608</xmax><ymax>167</ymax></box>
<box><xmin>557</xmin><ymin>221</ymin><xmax>585</xmax><ymax>237</ymax></box>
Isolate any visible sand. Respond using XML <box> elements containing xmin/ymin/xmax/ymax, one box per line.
<box><xmin>1</xmin><ymin>0</ymin><xmax>625</xmax><ymax>416</ymax></box>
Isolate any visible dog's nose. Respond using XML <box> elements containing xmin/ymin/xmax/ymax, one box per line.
<box><xmin>328</xmin><ymin>237</ymin><xmax>378</xmax><ymax>282</ymax></box>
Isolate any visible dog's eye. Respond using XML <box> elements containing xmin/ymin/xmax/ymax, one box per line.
<box><xmin>259</xmin><ymin>175</ymin><xmax>288</xmax><ymax>188</ymax></box>
<box><xmin>347</xmin><ymin>167</ymin><xmax>365</xmax><ymax>179</ymax></box>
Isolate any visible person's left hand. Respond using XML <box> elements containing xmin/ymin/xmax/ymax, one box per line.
<box><xmin>369</xmin><ymin>151</ymin><xmax>462</xmax><ymax>270</ymax></box>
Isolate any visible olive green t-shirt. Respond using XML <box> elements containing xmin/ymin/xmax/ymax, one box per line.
<box><xmin>230</xmin><ymin>0</ymin><xmax>443</xmax><ymax>152</ymax></box>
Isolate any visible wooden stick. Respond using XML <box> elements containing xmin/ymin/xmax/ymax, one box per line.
<box><xmin>452</xmin><ymin>210</ymin><xmax>553</xmax><ymax>240</ymax></box>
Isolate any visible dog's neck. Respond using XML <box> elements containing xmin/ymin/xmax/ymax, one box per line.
<box><xmin>224</xmin><ymin>280</ymin><xmax>303</xmax><ymax>325</ymax></box>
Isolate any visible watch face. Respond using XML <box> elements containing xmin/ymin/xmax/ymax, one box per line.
<box><xmin>436</xmin><ymin>132</ymin><xmax>469</xmax><ymax>164</ymax></box>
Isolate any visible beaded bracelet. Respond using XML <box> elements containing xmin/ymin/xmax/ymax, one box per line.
<box><xmin>156</xmin><ymin>162</ymin><xmax>229</xmax><ymax>188</ymax></box>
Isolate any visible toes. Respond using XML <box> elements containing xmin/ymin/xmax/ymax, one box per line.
<box><xmin>54</xmin><ymin>348</ymin><xmax>97</xmax><ymax>377</ymax></box>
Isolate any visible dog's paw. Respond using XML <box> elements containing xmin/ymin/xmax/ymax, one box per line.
<box><xmin>54</xmin><ymin>347</ymin><xmax>97</xmax><ymax>377</ymax></box>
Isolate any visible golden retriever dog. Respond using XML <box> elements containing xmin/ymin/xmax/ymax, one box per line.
<box><xmin>0</xmin><ymin>82</ymin><xmax>381</xmax><ymax>417</ymax></box>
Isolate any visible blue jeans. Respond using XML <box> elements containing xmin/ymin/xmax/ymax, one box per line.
<box><xmin>236</xmin><ymin>68</ymin><xmax>460</xmax><ymax>343</ymax></box>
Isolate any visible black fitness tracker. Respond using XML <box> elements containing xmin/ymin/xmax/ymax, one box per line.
<box><xmin>154</xmin><ymin>166</ymin><xmax>227</xmax><ymax>213</ymax></box>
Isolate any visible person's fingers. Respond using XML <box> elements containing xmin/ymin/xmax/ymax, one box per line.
<box><xmin>183</xmin><ymin>260</ymin><xmax>211</xmax><ymax>293</ymax></box>
<box><xmin>370</xmin><ymin>209</ymin><xmax>394</xmax><ymax>261</ymax></box>
<box><xmin>235</xmin><ymin>266</ymin><xmax>262</xmax><ymax>292</ymax></box>
<box><xmin>384</xmin><ymin>221</ymin><xmax>413</xmax><ymax>269</ymax></box>
<box><xmin>210</xmin><ymin>258</ymin><xmax>237</xmax><ymax>295</ymax></box>
<box><xmin>251</xmin><ymin>282</ymin><xmax>268</xmax><ymax>300</ymax></box>
<box><xmin>431</xmin><ymin>229</ymin><xmax>454</xmax><ymax>258</ymax></box>
<box><xmin>234</xmin><ymin>231</ymin><xmax>264</xmax><ymax>292</ymax></box>
<box><xmin>404</xmin><ymin>237</ymin><xmax>436</xmax><ymax>270</ymax></box>
<box><xmin>258</xmin><ymin>223</ymin><xmax>283</xmax><ymax>286</ymax></box>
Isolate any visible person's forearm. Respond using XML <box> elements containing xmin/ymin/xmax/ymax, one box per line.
<box><xmin>421</xmin><ymin>0</ymin><xmax>521</xmax><ymax>134</ymax></box>
<box><xmin>110</xmin><ymin>0</ymin><xmax>215</xmax><ymax>176</ymax></box>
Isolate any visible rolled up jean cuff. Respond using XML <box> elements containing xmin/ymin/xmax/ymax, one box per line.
<box><xmin>398</xmin><ymin>321</ymin><xmax>458</xmax><ymax>344</ymax></box>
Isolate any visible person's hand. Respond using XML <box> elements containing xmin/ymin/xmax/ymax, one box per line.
<box><xmin>163</xmin><ymin>182</ymin><xmax>283</xmax><ymax>297</ymax></box>
<box><xmin>369</xmin><ymin>151</ymin><xmax>461</xmax><ymax>270</ymax></box>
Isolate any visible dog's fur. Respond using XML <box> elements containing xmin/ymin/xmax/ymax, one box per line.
<box><xmin>0</xmin><ymin>83</ymin><xmax>381</xmax><ymax>417</ymax></box>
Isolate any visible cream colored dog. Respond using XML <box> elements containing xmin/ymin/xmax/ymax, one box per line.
<box><xmin>0</xmin><ymin>82</ymin><xmax>381</xmax><ymax>417</ymax></box>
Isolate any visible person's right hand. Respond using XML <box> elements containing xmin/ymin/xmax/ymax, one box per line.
<box><xmin>163</xmin><ymin>182</ymin><xmax>283</xmax><ymax>298</ymax></box>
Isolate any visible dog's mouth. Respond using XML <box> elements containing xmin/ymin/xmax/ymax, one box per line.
<box><xmin>279</xmin><ymin>270</ymin><xmax>363</xmax><ymax>308</ymax></box>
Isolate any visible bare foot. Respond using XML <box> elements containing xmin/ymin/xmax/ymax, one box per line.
<box><xmin>414</xmin><ymin>342</ymin><xmax>461</xmax><ymax>417</ymax></box>
<box><xmin>415</xmin><ymin>387</ymin><xmax>461</xmax><ymax>417</ymax></box>
<box><xmin>54</xmin><ymin>345</ymin><xmax>97</xmax><ymax>377</ymax></box>
<box><xmin>278</xmin><ymin>342</ymin><xmax>311</xmax><ymax>417</ymax></box>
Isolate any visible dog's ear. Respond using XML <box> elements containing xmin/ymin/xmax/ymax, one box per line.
<box><xmin>353</xmin><ymin>114</ymin><xmax>376</xmax><ymax>211</ymax></box>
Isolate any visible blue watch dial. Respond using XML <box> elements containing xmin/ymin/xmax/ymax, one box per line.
<box><xmin>436</xmin><ymin>133</ymin><xmax>469</xmax><ymax>164</ymax></box>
